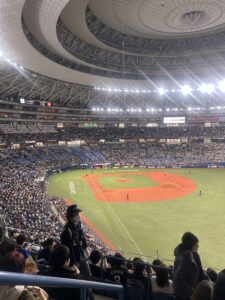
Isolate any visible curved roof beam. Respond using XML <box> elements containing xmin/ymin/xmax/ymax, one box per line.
<box><xmin>60</xmin><ymin>0</ymin><xmax>126</xmax><ymax>54</ymax></box>
<box><xmin>22</xmin><ymin>0</ymin><xmax>110</xmax><ymax>70</ymax></box>
<box><xmin>0</xmin><ymin>0</ymin><xmax>150</xmax><ymax>88</ymax></box>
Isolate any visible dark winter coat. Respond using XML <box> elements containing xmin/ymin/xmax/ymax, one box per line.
<box><xmin>60</xmin><ymin>221</ymin><xmax>88</xmax><ymax>266</ymax></box>
<box><xmin>173</xmin><ymin>244</ymin><xmax>208</xmax><ymax>300</ymax></box>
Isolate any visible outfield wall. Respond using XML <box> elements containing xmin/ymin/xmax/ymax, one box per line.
<box><xmin>44</xmin><ymin>161</ymin><xmax>225</xmax><ymax>179</ymax></box>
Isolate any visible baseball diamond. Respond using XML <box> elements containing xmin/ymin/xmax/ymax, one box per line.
<box><xmin>48</xmin><ymin>167</ymin><xmax>225</xmax><ymax>270</ymax></box>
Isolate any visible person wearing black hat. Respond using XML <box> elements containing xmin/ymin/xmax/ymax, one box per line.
<box><xmin>60</xmin><ymin>204</ymin><xmax>92</xmax><ymax>279</ymax></box>
<box><xmin>173</xmin><ymin>232</ymin><xmax>208</xmax><ymax>300</ymax></box>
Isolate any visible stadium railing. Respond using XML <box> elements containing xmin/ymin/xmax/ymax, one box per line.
<box><xmin>0</xmin><ymin>271</ymin><xmax>124</xmax><ymax>300</ymax></box>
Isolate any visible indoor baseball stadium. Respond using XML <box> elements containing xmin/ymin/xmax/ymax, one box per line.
<box><xmin>1</xmin><ymin>1</ymin><xmax>225</xmax><ymax>299</ymax></box>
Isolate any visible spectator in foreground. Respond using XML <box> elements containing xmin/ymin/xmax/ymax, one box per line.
<box><xmin>60</xmin><ymin>204</ymin><xmax>91</xmax><ymax>279</ymax></box>
<box><xmin>16</xmin><ymin>234</ymin><xmax>31</xmax><ymax>259</ymax></box>
<box><xmin>0</xmin><ymin>251</ymin><xmax>48</xmax><ymax>300</ymax></box>
<box><xmin>42</xmin><ymin>245</ymin><xmax>81</xmax><ymax>300</ymax></box>
<box><xmin>37</xmin><ymin>238</ymin><xmax>55</xmax><ymax>264</ymax></box>
<box><xmin>105</xmin><ymin>252</ymin><xmax>127</xmax><ymax>285</ymax></box>
<box><xmin>191</xmin><ymin>280</ymin><xmax>213</xmax><ymax>300</ymax></box>
<box><xmin>173</xmin><ymin>232</ymin><xmax>208</xmax><ymax>300</ymax></box>
<box><xmin>151</xmin><ymin>259</ymin><xmax>173</xmax><ymax>294</ymax></box>
<box><xmin>127</xmin><ymin>257</ymin><xmax>149</xmax><ymax>289</ymax></box>
<box><xmin>16</xmin><ymin>234</ymin><xmax>38</xmax><ymax>274</ymax></box>
<box><xmin>212</xmin><ymin>269</ymin><xmax>225</xmax><ymax>300</ymax></box>
<box><xmin>89</xmin><ymin>249</ymin><xmax>104</xmax><ymax>279</ymax></box>
<box><xmin>0</xmin><ymin>237</ymin><xmax>17</xmax><ymax>257</ymax></box>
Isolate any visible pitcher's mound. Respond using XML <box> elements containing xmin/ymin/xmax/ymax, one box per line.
<box><xmin>117</xmin><ymin>178</ymin><xmax>129</xmax><ymax>183</ymax></box>
<box><xmin>161</xmin><ymin>183</ymin><xmax>178</xmax><ymax>190</ymax></box>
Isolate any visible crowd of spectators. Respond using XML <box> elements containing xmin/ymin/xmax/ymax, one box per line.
<box><xmin>0</xmin><ymin>214</ymin><xmax>224</xmax><ymax>300</ymax></box>
<box><xmin>1</xmin><ymin>129</ymin><xmax>225</xmax><ymax>298</ymax></box>
<box><xmin>96</xmin><ymin>142</ymin><xmax>225</xmax><ymax>167</ymax></box>
<box><xmin>1</xmin><ymin>140</ymin><xmax>225</xmax><ymax>247</ymax></box>
<box><xmin>2</xmin><ymin>125</ymin><xmax>225</xmax><ymax>144</ymax></box>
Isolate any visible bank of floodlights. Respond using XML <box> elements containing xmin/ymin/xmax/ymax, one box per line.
<box><xmin>199</xmin><ymin>84</ymin><xmax>215</xmax><ymax>94</ymax></box>
<box><xmin>218</xmin><ymin>80</ymin><xmax>225</xmax><ymax>92</ymax></box>
<box><xmin>94</xmin><ymin>81</ymin><xmax>225</xmax><ymax>95</ymax></box>
<box><xmin>181</xmin><ymin>85</ymin><xmax>192</xmax><ymax>95</ymax></box>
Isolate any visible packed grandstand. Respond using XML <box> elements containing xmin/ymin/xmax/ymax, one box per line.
<box><xmin>2</xmin><ymin>0</ymin><xmax>225</xmax><ymax>299</ymax></box>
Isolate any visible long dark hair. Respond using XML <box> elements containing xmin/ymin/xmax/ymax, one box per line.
<box><xmin>155</xmin><ymin>265</ymin><xmax>169</xmax><ymax>288</ymax></box>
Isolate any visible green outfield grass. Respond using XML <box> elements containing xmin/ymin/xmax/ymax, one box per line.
<box><xmin>47</xmin><ymin>168</ymin><xmax>225</xmax><ymax>270</ymax></box>
<box><xmin>98</xmin><ymin>174</ymin><xmax>158</xmax><ymax>189</ymax></box>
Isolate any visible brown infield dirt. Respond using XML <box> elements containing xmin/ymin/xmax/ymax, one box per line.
<box><xmin>82</xmin><ymin>172</ymin><xmax>196</xmax><ymax>203</ymax></box>
<box><xmin>64</xmin><ymin>172</ymin><xmax>196</xmax><ymax>250</ymax></box>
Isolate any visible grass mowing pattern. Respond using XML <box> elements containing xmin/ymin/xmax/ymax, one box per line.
<box><xmin>47</xmin><ymin>168</ymin><xmax>225</xmax><ymax>270</ymax></box>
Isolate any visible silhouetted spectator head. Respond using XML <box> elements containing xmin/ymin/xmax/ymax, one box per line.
<box><xmin>133</xmin><ymin>257</ymin><xmax>146</xmax><ymax>274</ymax></box>
<box><xmin>155</xmin><ymin>263</ymin><xmax>170</xmax><ymax>288</ymax></box>
<box><xmin>125</xmin><ymin>260</ymin><xmax>133</xmax><ymax>272</ymax></box>
<box><xmin>42</xmin><ymin>238</ymin><xmax>55</xmax><ymax>249</ymax></box>
<box><xmin>107</xmin><ymin>252</ymin><xmax>125</xmax><ymax>268</ymax></box>
<box><xmin>66</xmin><ymin>204</ymin><xmax>82</xmax><ymax>222</ymax></box>
<box><xmin>152</xmin><ymin>259</ymin><xmax>163</xmax><ymax>272</ymax></box>
<box><xmin>0</xmin><ymin>238</ymin><xmax>17</xmax><ymax>256</ymax></box>
<box><xmin>89</xmin><ymin>250</ymin><xmax>102</xmax><ymax>265</ymax></box>
<box><xmin>16</xmin><ymin>234</ymin><xmax>26</xmax><ymax>247</ymax></box>
<box><xmin>212</xmin><ymin>269</ymin><xmax>225</xmax><ymax>300</ymax></box>
<box><xmin>192</xmin><ymin>280</ymin><xmax>213</xmax><ymax>300</ymax></box>
<box><xmin>50</xmin><ymin>245</ymin><xmax>70</xmax><ymax>269</ymax></box>
<box><xmin>207</xmin><ymin>268</ymin><xmax>218</xmax><ymax>283</ymax></box>
<box><xmin>0</xmin><ymin>251</ymin><xmax>25</xmax><ymax>273</ymax></box>
<box><xmin>181</xmin><ymin>232</ymin><xmax>199</xmax><ymax>251</ymax></box>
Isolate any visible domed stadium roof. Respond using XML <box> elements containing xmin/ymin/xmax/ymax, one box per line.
<box><xmin>1</xmin><ymin>0</ymin><xmax>225</xmax><ymax>105</ymax></box>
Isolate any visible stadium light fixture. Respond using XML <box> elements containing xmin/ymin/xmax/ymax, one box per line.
<box><xmin>218</xmin><ymin>80</ymin><xmax>225</xmax><ymax>92</ymax></box>
<box><xmin>181</xmin><ymin>85</ymin><xmax>192</xmax><ymax>95</ymax></box>
<box><xmin>199</xmin><ymin>83</ymin><xmax>215</xmax><ymax>93</ymax></box>
<box><xmin>158</xmin><ymin>88</ymin><xmax>165</xmax><ymax>95</ymax></box>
